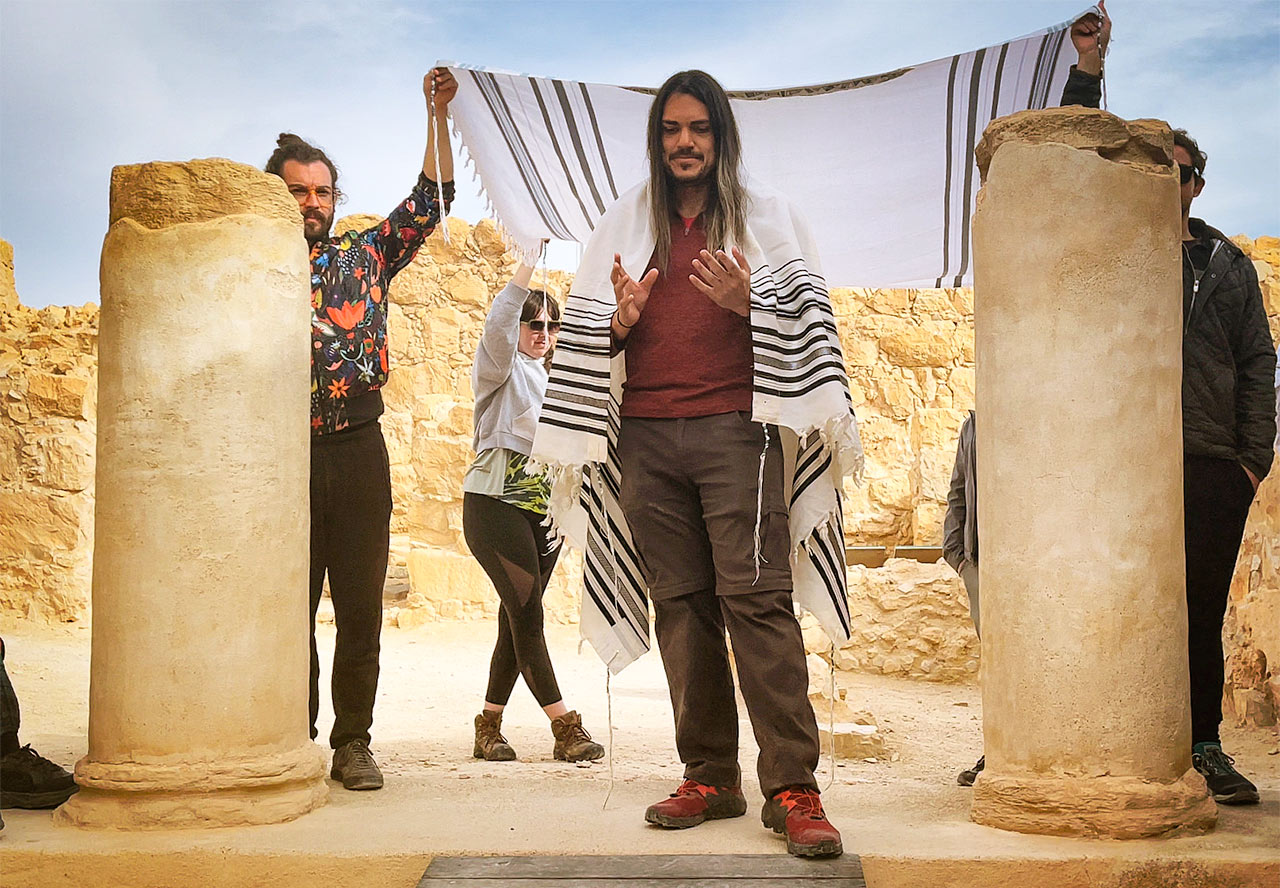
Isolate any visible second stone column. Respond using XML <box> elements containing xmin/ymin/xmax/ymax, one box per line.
<box><xmin>969</xmin><ymin>109</ymin><xmax>1217</xmax><ymax>838</ymax></box>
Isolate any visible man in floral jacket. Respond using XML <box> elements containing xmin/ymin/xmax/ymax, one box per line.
<box><xmin>266</xmin><ymin>68</ymin><xmax>456</xmax><ymax>791</ymax></box>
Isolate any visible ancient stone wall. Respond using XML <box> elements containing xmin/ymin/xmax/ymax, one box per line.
<box><xmin>0</xmin><ymin>239</ymin><xmax>98</xmax><ymax>621</ymax></box>
<box><xmin>1</xmin><ymin>226</ymin><xmax>1276</xmax><ymax>699</ymax></box>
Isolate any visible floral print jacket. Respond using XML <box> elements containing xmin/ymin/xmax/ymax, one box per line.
<box><xmin>310</xmin><ymin>173</ymin><xmax>454</xmax><ymax>436</ymax></box>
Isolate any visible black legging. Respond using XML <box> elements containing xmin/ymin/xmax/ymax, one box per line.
<box><xmin>462</xmin><ymin>492</ymin><xmax>563</xmax><ymax>707</ymax></box>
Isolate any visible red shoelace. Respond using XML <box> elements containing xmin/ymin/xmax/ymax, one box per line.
<box><xmin>774</xmin><ymin>788</ymin><xmax>827</xmax><ymax>819</ymax></box>
<box><xmin>672</xmin><ymin>779</ymin><xmax>720</xmax><ymax>798</ymax></box>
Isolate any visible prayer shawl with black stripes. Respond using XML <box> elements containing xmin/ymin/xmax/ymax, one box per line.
<box><xmin>530</xmin><ymin>181</ymin><xmax>863</xmax><ymax>673</ymax></box>
<box><xmin>443</xmin><ymin>6</ymin><xmax>1095</xmax><ymax>288</ymax></box>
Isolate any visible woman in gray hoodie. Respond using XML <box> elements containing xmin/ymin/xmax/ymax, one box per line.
<box><xmin>463</xmin><ymin>258</ymin><xmax>604</xmax><ymax>764</ymax></box>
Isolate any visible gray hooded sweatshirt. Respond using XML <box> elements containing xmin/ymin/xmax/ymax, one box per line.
<box><xmin>462</xmin><ymin>282</ymin><xmax>549</xmax><ymax>495</ymax></box>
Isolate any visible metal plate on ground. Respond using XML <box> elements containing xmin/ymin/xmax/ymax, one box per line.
<box><xmin>419</xmin><ymin>854</ymin><xmax>864</xmax><ymax>887</ymax></box>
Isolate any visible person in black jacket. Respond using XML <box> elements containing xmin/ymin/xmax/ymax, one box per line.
<box><xmin>1062</xmin><ymin>4</ymin><xmax>1276</xmax><ymax>806</ymax></box>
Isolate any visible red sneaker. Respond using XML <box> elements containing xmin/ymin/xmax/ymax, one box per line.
<box><xmin>644</xmin><ymin>779</ymin><xmax>748</xmax><ymax>829</ymax></box>
<box><xmin>762</xmin><ymin>787</ymin><xmax>843</xmax><ymax>858</ymax></box>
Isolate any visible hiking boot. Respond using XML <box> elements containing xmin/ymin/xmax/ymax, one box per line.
<box><xmin>550</xmin><ymin>710</ymin><xmax>604</xmax><ymax>763</ymax></box>
<box><xmin>0</xmin><ymin>745</ymin><xmax>79</xmax><ymax>809</ymax></box>
<box><xmin>957</xmin><ymin>754</ymin><xmax>985</xmax><ymax>787</ymax></box>
<box><xmin>1193</xmin><ymin>743</ymin><xmax>1260</xmax><ymax>805</ymax></box>
<box><xmin>762</xmin><ymin>787</ymin><xmax>843</xmax><ymax>858</ymax></box>
<box><xmin>645</xmin><ymin>779</ymin><xmax>747</xmax><ymax>828</ymax></box>
<box><xmin>331</xmin><ymin>739</ymin><xmax>383</xmax><ymax>791</ymax></box>
<box><xmin>474</xmin><ymin>710</ymin><xmax>517</xmax><ymax>762</ymax></box>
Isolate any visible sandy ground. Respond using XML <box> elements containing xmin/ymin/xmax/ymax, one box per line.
<box><xmin>1</xmin><ymin>613</ymin><xmax>1277</xmax><ymax>874</ymax></box>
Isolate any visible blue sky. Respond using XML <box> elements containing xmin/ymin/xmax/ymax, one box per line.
<box><xmin>2</xmin><ymin>0</ymin><xmax>1277</xmax><ymax>307</ymax></box>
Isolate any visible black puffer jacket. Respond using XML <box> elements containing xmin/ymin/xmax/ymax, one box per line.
<box><xmin>1060</xmin><ymin>67</ymin><xmax>1276</xmax><ymax>481</ymax></box>
<box><xmin>1182</xmin><ymin>219</ymin><xmax>1276</xmax><ymax>481</ymax></box>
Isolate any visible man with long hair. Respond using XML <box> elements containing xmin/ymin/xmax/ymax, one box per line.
<box><xmin>265</xmin><ymin>69</ymin><xmax>456</xmax><ymax>792</ymax></box>
<box><xmin>535</xmin><ymin>69</ymin><xmax>863</xmax><ymax>858</ymax></box>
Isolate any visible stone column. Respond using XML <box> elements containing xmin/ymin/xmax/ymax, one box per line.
<box><xmin>968</xmin><ymin>109</ymin><xmax>1216</xmax><ymax>838</ymax></box>
<box><xmin>55</xmin><ymin>159</ymin><xmax>327</xmax><ymax>829</ymax></box>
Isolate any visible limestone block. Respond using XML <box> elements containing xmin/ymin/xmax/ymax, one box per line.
<box><xmin>422</xmin><ymin>217</ymin><xmax>475</xmax><ymax>265</ymax></box>
<box><xmin>843</xmin><ymin>338</ymin><xmax>878</xmax><ymax>368</ymax></box>
<box><xmin>0</xmin><ymin>424</ymin><xmax>22</xmax><ymax>482</ymax></box>
<box><xmin>108</xmin><ymin>158</ymin><xmax>299</xmax><ymax>229</ymax></box>
<box><xmin>0</xmin><ymin>490</ymin><xmax>83</xmax><ymax>557</ymax></box>
<box><xmin>471</xmin><ymin>218</ymin><xmax>510</xmax><ymax>263</ymax></box>
<box><xmin>25</xmin><ymin>371</ymin><xmax>92</xmax><ymax>419</ymax></box>
<box><xmin>408</xmin><ymin>547</ymin><xmax>492</xmax><ymax>604</ymax></box>
<box><xmin>0</xmin><ymin>239</ymin><xmax>16</xmax><ymax>312</ymax></box>
<box><xmin>445</xmin><ymin>269</ymin><xmax>490</xmax><ymax>311</ymax></box>
<box><xmin>973</xmin><ymin>107</ymin><xmax>1173</xmax><ymax>180</ymax></box>
<box><xmin>388</xmin><ymin>262</ymin><xmax>442</xmax><ymax>310</ymax></box>
<box><xmin>874</xmin><ymin>373</ymin><xmax>917</xmax><ymax>420</ymax></box>
<box><xmin>917</xmin><ymin>446</ymin><xmax>958</xmax><ymax>503</ymax></box>
<box><xmin>911</xmin><ymin>288</ymin><xmax>962</xmax><ymax>321</ymax></box>
<box><xmin>819</xmin><ymin>723</ymin><xmax>887</xmax><ymax>760</ymax></box>
<box><xmin>879</xmin><ymin>325</ymin><xmax>958</xmax><ymax>368</ymax></box>
<box><xmin>913</xmin><ymin>501</ymin><xmax>946</xmax><ymax>546</ymax></box>
<box><xmin>34</xmin><ymin>430</ymin><xmax>95</xmax><ymax>491</ymax></box>
<box><xmin>859</xmin><ymin>287</ymin><xmax>910</xmax><ymax>317</ymax></box>
<box><xmin>827</xmin><ymin>287</ymin><xmax>859</xmax><ymax>317</ymax></box>
<box><xmin>948</xmin><ymin>367</ymin><xmax>976</xmax><ymax>409</ymax></box>
<box><xmin>910</xmin><ymin>408</ymin><xmax>966</xmax><ymax>451</ymax></box>
<box><xmin>411</xmin><ymin>435</ymin><xmax>472</xmax><ymax>499</ymax></box>
<box><xmin>407</xmin><ymin>495</ymin><xmax>460</xmax><ymax>548</ymax></box>
<box><xmin>970</xmin><ymin>111</ymin><xmax>1213</xmax><ymax>838</ymax></box>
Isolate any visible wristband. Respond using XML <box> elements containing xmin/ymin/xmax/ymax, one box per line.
<box><xmin>614</xmin><ymin>311</ymin><xmax>636</xmax><ymax>329</ymax></box>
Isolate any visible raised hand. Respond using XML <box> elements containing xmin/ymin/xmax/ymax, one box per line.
<box><xmin>1070</xmin><ymin>1</ymin><xmax>1110</xmax><ymax>75</ymax></box>
<box><xmin>612</xmin><ymin>253</ymin><xmax>658</xmax><ymax>333</ymax></box>
<box><xmin>690</xmin><ymin>247</ymin><xmax>751</xmax><ymax>317</ymax></box>
<box><xmin>424</xmin><ymin>67</ymin><xmax>458</xmax><ymax>111</ymax></box>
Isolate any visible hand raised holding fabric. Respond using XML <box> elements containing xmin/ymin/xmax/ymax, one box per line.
<box><xmin>1070</xmin><ymin>1</ymin><xmax>1110</xmax><ymax>76</ymax></box>
<box><xmin>611</xmin><ymin>253</ymin><xmax>658</xmax><ymax>339</ymax></box>
<box><xmin>690</xmin><ymin>247</ymin><xmax>751</xmax><ymax>317</ymax></box>
<box><xmin>424</xmin><ymin>67</ymin><xmax>458</xmax><ymax>110</ymax></box>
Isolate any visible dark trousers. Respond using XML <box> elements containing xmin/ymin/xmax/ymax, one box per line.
<box><xmin>462</xmin><ymin>492</ymin><xmax>564</xmax><ymax>708</ymax></box>
<box><xmin>309</xmin><ymin>421</ymin><xmax>392</xmax><ymax>749</ymax></box>
<box><xmin>1184</xmin><ymin>455</ymin><xmax>1256</xmax><ymax>746</ymax></box>
<box><xmin>654</xmin><ymin>589</ymin><xmax>820</xmax><ymax>797</ymax></box>
<box><xmin>619</xmin><ymin>413</ymin><xmax>819</xmax><ymax>797</ymax></box>
<box><xmin>0</xmin><ymin>639</ymin><xmax>19</xmax><ymax>755</ymax></box>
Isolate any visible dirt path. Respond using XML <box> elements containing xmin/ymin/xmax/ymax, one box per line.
<box><xmin>1</xmin><ymin>614</ymin><xmax>1276</xmax><ymax>858</ymax></box>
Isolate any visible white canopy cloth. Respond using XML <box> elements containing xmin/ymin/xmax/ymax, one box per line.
<box><xmin>443</xmin><ymin>8</ymin><xmax>1092</xmax><ymax>288</ymax></box>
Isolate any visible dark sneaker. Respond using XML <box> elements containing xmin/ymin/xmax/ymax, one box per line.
<box><xmin>331</xmin><ymin>739</ymin><xmax>383</xmax><ymax>791</ymax></box>
<box><xmin>0</xmin><ymin>745</ymin><xmax>79</xmax><ymax>809</ymax></box>
<box><xmin>957</xmin><ymin>754</ymin><xmax>985</xmax><ymax>787</ymax></box>
<box><xmin>1193</xmin><ymin>744</ymin><xmax>1260</xmax><ymax>805</ymax></box>
<box><xmin>550</xmin><ymin>711</ymin><xmax>605</xmax><ymax>763</ymax></box>
<box><xmin>474</xmin><ymin>711</ymin><xmax>517</xmax><ymax>762</ymax></box>
<box><xmin>645</xmin><ymin>779</ymin><xmax>748</xmax><ymax>829</ymax></box>
<box><xmin>762</xmin><ymin>787</ymin><xmax>843</xmax><ymax>858</ymax></box>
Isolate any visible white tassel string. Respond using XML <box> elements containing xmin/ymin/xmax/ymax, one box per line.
<box><xmin>751</xmin><ymin>424</ymin><xmax>771</xmax><ymax>584</ymax></box>
<box><xmin>824</xmin><ymin>641</ymin><xmax>837</xmax><ymax>791</ymax></box>
<box><xmin>602</xmin><ymin>666</ymin><xmax>616</xmax><ymax>810</ymax></box>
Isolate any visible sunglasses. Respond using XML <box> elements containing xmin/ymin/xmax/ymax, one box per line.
<box><xmin>524</xmin><ymin>320</ymin><xmax>561</xmax><ymax>333</ymax></box>
<box><xmin>1179</xmin><ymin>163</ymin><xmax>1200</xmax><ymax>185</ymax></box>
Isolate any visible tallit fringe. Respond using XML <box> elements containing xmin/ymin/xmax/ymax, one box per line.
<box><xmin>528</xmin><ymin>458</ymin><xmax>584</xmax><ymax>549</ymax></box>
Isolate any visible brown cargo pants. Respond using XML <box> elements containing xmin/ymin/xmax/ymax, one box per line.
<box><xmin>618</xmin><ymin>411</ymin><xmax>820</xmax><ymax>797</ymax></box>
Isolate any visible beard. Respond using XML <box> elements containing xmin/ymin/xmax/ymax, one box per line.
<box><xmin>302</xmin><ymin>208</ymin><xmax>333</xmax><ymax>246</ymax></box>
<box><xmin>666</xmin><ymin>151</ymin><xmax>713</xmax><ymax>186</ymax></box>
